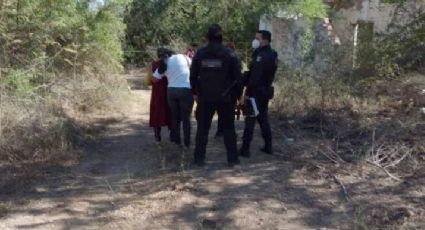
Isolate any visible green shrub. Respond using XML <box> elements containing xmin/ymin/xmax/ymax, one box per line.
<box><xmin>1</xmin><ymin>70</ymin><xmax>35</xmax><ymax>97</ymax></box>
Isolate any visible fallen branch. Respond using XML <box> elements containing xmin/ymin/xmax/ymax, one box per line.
<box><xmin>386</xmin><ymin>148</ymin><xmax>412</xmax><ymax>168</ymax></box>
<box><xmin>104</xmin><ymin>178</ymin><xmax>117</xmax><ymax>195</ymax></box>
<box><xmin>326</xmin><ymin>146</ymin><xmax>347</xmax><ymax>164</ymax></box>
<box><xmin>317</xmin><ymin>149</ymin><xmax>340</xmax><ymax>165</ymax></box>
<box><xmin>103</xmin><ymin>178</ymin><xmax>117</xmax><ymax>206</ymax></box>
<box><xmin>126</xmin><ymin>164</ymin><xmax>135</xmax><ymax>193</ymax></box>
<box><xmin>366</xmin><ymin>160</ymin><xmax>402</xmax><ymax>182</ymax></box>
<box><xmin>180</xmin><ymin>147</ymin><xmax>188</xmax><ymax>173</ymax></box>
<box><xmin>333</xmin><ymin>175</ymin><xmax>350</xmax><ymax>202</ymax></box>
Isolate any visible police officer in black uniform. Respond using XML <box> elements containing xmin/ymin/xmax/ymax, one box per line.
<box><xmin>190</xmin><ymin>24</ymin><xmax>242</xmax><ymax>167</ymax></box>
<box><xmin>239</xmin><ymin>30</ymin><xmax>278</xmax><ymax>157</ymax></box>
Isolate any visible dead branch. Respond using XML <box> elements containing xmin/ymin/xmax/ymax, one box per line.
<box><xmin>103</xmin><ymin>178</ymin><xmax>117</xmax><ymax>206</ymax></box>
<box><xmin>326</xmin><ymin>146</ymin><xmax>348</xmax><ymax>164</ymax></box>
<box><xmin>366</xmin><ymin>160</ymin><xmax>402</xmax><ymax>182</ymax></box>
<box><xmin>333</xmin><ymin>175</ymin><xmax>350</xmax><ymax>202</ymax></box>
<box><xmin>318</xmin><ymin>149</ymin><xmax>340</xmax><ymax>165</ymax></box>
<box><xmin>386</xmin><ymin>148</ymin><xmax>412</xmax><ymax>168</ymax></box>
<box><xmin>104</xmin><ymin>178</ymin><xmax>117</xmax><ymax>195</ymax></box>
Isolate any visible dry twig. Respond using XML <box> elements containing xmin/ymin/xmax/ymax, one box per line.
<box><xmin>366</xmin><ymin>160</ymin><xmax>402</xmax><ymax>182</ymax></box>
<box><xmin>318</xmin><ymin>149</ymin><xmax>339</xmax><ymax>164</ymax></box>
<box><xmin>333</xmin><ymin>175</ymin><xmax>350</xmax><ymax>202</ymax></box>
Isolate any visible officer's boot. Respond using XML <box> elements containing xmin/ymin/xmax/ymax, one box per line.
<box><xmin>214</xmin><ymin>130</ymin><xmax>223</xmax><ymax>138</ymax></box>
<box><xmin>239</xmin><ymin>142</ymin><xmax>251</xmax><ymax>158</ymax></box>
<box><xmin>260</xmin><ymin>141</ymin><xmax>273</xmax><ymax>154</ymax></box>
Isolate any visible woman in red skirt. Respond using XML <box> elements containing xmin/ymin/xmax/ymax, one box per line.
<box><xmin>149</xmin><ymin>48</ymin><xmax>171</xmax><ymax>142</ymax></box>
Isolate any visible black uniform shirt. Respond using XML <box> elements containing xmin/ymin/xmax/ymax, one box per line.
<box><xmin>245</xmin><ymin>45</ymin><xmax>278</xmax><ymax>96</ymax></box>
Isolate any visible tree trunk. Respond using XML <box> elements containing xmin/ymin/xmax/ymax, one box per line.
<box><xmin>16</xmin><ymin>0</ymin><xmax>21</xmax><ymax>23</ymax></box>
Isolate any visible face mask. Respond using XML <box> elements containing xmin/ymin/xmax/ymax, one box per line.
<box><xmin>252</xmin><ymin>39</ymin><xmax>260</xmax><ymax>49</ymax></box>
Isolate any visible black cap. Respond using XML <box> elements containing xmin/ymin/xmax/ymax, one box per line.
<box><xmin>206</xmin><ymin>24</ymin><xmax>223</xmax><ymax>42</ymax></box>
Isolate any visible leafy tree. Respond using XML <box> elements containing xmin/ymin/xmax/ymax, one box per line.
<box><xmin>124</xmin><ymin>0</ymin><xmax>297</xmax><ymax>63</ymax></box>
<box><xmin>0</xmin><ymin>0</ymin><xmax>128</xmax><ymax>91</ymax></box>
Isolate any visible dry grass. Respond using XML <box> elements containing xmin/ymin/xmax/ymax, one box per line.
<box><xmin>0</xmin><ymin>95</ymin><xmax>71</xmax><ymax>163</ymax></box>
<box><xmin>273</xmin><ymin>69</ymin><xmax>424</xmax><ymax>162</ymax></box>
<box><xmin>272</xmin><ymin>71</ymin><xmax>425</xmax><ymax>229</ymax></box>
<box><xmin>0</xmin><ymin>72</ymin><xmax>129</xmax><ymax>165</ymax></box>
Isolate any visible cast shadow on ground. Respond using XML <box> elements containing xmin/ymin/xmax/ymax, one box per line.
<box><xmin>2</xmin><ymin>112</ymin><xmax>423</xmax><ymax>229</ymax></box>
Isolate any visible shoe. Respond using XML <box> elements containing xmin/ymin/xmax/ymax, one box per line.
<box><xmin>214</xmin><ymin>131</ymin><xmax>223</xmax><ymax>138</ymax></box>
<box><xmin>171</xmin><ymin>139</ymin><xmax>181</xmax><ymax>146</ymax></box>
<box><xmin>154</xmin><ymin>129</ymin><xmax>161</xmax><ymax>142</ymax></box>
<box><xmin>239</xmin><ymin>148</ymin><xmax>250</xmax><ymax>158</ymax></box>
<box><xmin>184</xmin><ymin>140</ymin><xmax>191</xmax><ymax>148</ymax></box>
<box><xmin>260</xmin><ymin>146</ymin><xmax>273</xmax><ymax>154</ymax></box>
<box><xmin>182</xmin><ymin>145</ymin><xmax>191</xmax><ymax>151</ymax></box>
<box><xmin>193</xmin><ymin>160</ymin><xmax>206</xmax><ymax>167</ymax></box>
<box><xmin>228</xmin><ymin>159</ymin><xmax>240</xmax><ymax>167</ymax></box>
<box><xmin>155</xmin><ymin>136</ymin><xmax>161</xmax><ymax>142</ymax></box>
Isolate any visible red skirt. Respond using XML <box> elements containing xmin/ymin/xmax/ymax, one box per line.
<box><xmin>149</xmin><ymin>61</ymin><xmax>171</xmax><ymax>127</ymax></box>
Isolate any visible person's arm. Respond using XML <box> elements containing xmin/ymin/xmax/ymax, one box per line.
<box><xmin>231</xmin><ymin>54</ymin><xmax>243</xmax><ymax>99</ymax></box>
<box><xmin>190</xmin><ymin>52</ymin><xmax>200</xmax><ymax>97</ymax></box>
<box><xmin>148</xmin><ymin>61</ymin><xmax>157</xmax><ymax>84</ymax></box>
<box><xmin>151</xmin><ymin>68</ymin><xmax>163</xmax><ymax>83</ymax></box>
<box><xmin>263</xmin><ymin>51</ymin><xmax>278</xmax><ymax>86</ymax></box>
<box><xmin>151</xmin><ymin>57</ymin><xmax>169</xmax><ymax>83</ymax></box>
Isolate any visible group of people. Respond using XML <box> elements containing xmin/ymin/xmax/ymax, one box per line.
<box><xmin>148</xmin><ymin>24</ymin><xmax>278</xmax><ymax>167</ymax></box>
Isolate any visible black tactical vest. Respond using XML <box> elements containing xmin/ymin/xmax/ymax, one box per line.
<box><xmin>198</xmin><ymin>47</ymin><xmax>230</xmax><ymax>102</ymax></box>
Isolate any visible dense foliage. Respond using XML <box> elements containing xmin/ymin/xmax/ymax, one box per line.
<box><xmin>378</xmin><ymin>4</ymin><xmax>425</xmax><ymax>73</ymax></box>
<box><xmin>0</xmin><ymin>0</ymin><xmax>129</xmax><ymax>163</ymax></box>
<box><xmin>0</xmin><ymin>0</ymin><xmax>127</xmax><ymax>90</ymax></box>
<box><xmin>124</xmin><ymin>0</ymin><xmax>328</xmax><ymax>63</ymax></box>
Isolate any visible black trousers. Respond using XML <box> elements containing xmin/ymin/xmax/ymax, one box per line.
<box><xmin>167</xmin><ymin>88</ymin><xmax>194</xmax><ymax>146</ymax></box>
<box><xmin>194</xmin><ymin>100</ymin><xmax>238</xmax><ymax>163</ymax></box>
<box><xmin>216</xmin><ymin>112</ymin><xmax>224</xmax><ymax>133</ymax></box>
<box><xmin>195</xmin><ymin>106</ymin><xmax>224</xmax><ymax>134</ymax></box>
<box><xmin>242</xmin><ymin>96</ymin><xmax>272</xmax><ymax>150</ymax></box>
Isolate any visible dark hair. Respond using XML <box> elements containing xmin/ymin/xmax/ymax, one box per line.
<box><xmin>190</xmin><ymin>43</ymin><xmax>198</xmax><ymax>48</ymax></box>
<box><xmin>206</xmin><ymin>24</ymin><xmax>223</xmax><ymax>42</ymax></box>
<box><xmin>157</xmin><ymin>48</ymin><xmax>167</xmax><ymax>59</ymax></box>
<box><xmin>257</xmin><ymin>30</ymin><xmax>272</xmax><ymax>42</ymax></box>
<box><xmin>157</xmin><ymin>47</ymin><xmax>175</xmax><ymax>59</ymax></box>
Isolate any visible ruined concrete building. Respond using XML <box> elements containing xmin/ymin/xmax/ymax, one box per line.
<box><xmin>260</xmin><ymin>0</ymin><xmax>424</xmax><ymax>74</ymax></box>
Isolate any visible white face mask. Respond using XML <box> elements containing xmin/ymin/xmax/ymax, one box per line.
<box><xmin>252</xmin><ymin>39</ymin><xmax>260</xmax><ymax>49</ymax></box>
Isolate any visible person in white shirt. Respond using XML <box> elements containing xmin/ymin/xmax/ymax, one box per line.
<box><xmin>153</xmin><ymin>49</ymin><xmax>194</xmax><ymax>147</ymax></box>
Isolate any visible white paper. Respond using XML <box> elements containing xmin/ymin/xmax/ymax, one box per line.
<box><xmin>249</xmin><ymin>97</ymin><xmax>259</xmax><ymax>117</ymax></box>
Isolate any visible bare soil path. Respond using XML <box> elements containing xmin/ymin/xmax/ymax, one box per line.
<box><xmin>1</xmin><ymin>73</ymin><xmax>423</xmax><ymax>230</ymax></box>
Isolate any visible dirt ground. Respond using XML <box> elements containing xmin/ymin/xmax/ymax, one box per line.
<box><xmin>0</xmin><ymin>73</ymin><xmax>424</xmax><ymax>230</ymax></box>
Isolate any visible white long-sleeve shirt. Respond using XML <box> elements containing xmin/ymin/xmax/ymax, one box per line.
<box><xmin>153</xmin><ymin>54</ymin><xmax>191</xmax><ymax>88</ymax></box>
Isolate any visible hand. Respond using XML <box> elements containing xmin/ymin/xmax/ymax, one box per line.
<box><xmin>238</xmin><ymin>96</ymin><xmax>247</xmax><ymax>105</ymax></box>
<box><xmin>193</xmin><ymin>95</ymin><xmax>199</xmax><ymax>103</ymax></box>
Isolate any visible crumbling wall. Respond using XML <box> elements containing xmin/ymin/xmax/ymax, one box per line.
<box><xmin>264</xmin><ymin>0</ymin><xmax>425</xmax><ymax>74</ymax></box>
<box><xmin>331</xmin><ymin>0</ymin><xmax>424</xmax><ymax>42</ymax></box>
<box><xmin>269</xmin><ymin>17</ymin><xmax>309</xmax><ymax>69</ymax></box>
<box><xmin>267</xmin><ymin>16</ymin><xmax>345</xmax><ymax>73</ymax></box>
